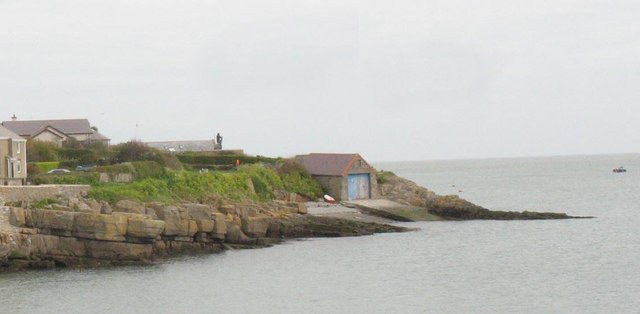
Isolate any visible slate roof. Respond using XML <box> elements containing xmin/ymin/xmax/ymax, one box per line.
<box><xmin>2</xmin><ymin>119</ymin><xmax>92</xmax><ymax>136</ymax></box>
<box><xmin>0</xmin><ymin>125</ymin><xmax>24</xmax><ymax>139</ymax></box>
<box><xmin>91</xmin><ymin>131</ymin><xmax>110</xmax><ymax>141</ymax></box>
<box><xmin>296</xmin><ymin>153</ymin><xmax>365</xmax><ymax>177</ymax></box>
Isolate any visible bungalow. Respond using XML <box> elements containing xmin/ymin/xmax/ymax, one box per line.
<box><xmin>296</xmin><ymin>153</ymin><xmax>378</xmax><ymax>201</ymax></box>
<box><xmin>1</xmin><ymin>116</ymin><xmax>110</xmax><ymax>147</ymax></box>
<box><xmin>145</xmin><ymin>139</ymin><xmax>217</xmax><ymax>152</ymax></box>
<box><xmin>0</xmin><ymin>125</ymin><xmax>27</xmax><ymax>185</ymax></box>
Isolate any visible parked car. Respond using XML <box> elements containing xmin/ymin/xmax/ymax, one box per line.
<box><xmin>47</xmin><ymin>169</ymin><xmax>71</xmax><ymax>174</ymax></box>
<box><xmin>76</xmin><ymin>165</ymin><xmax>96</xmax><ymax>171</ymax></box>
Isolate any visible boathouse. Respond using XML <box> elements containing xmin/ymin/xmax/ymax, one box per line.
<box><xmin>296</xmin><ymin>153</ymin><xmax>378</xmax><ymax>201</ymax></box>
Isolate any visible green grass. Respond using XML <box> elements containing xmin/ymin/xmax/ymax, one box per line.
<box><xmin>33</xmin><ymin>198</ymin><xmax>60</xmax><ymax>209</ymax></box>
<box><xmin>33</xmin><ymin>162</ymin><xmax>60</xmax><ymax>173</ymax></box>
<box><xmin>281</xmin><ymin>172</ymin><xmax>323</xmax><ymax>199</ymax></box>
<box><xmin>31</xmin><ymin>172</ymin><xmax>100</xmax><ymax>185</ymax></box>
<box><xmin>86</xmin><ymin>163</ymin><xmax>324</xmax><ymax>204</ymax></box>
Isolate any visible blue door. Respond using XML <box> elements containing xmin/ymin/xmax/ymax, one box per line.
<box><xmin>348</xmin><ymin>174</ymin><xmax>370</xmax><ymax>200</ymax></box>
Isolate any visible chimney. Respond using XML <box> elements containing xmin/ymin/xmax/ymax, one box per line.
<box><xmin>11</xmin><ymin>114</ymin><xmax>17</xmax><ymax>121</ymax></box>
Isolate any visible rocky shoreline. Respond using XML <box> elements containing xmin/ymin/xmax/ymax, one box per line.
<box><xmin>377</xmin><ymin>172</ymin><xmax>590</xmax><ymax>220</ymax></box>
<box><xmin>0</xmin><ymin>198</ymin><xmax>407</xmax><ymax>272</ymax></box>
<box><xmin>1</xmin><ymin>172</ymin><xmax>587</xmax><ymax>273</ymax></box>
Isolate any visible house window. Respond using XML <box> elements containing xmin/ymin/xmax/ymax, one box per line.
<box><xmin>16</xmin><ymin>142</ymin><xmax>21</xmax><ymax>154</ymax></box>
<box><xmin>17</xmin><ymin>160</ymin><xmax>22</xmax><ymax>174</ymax></box>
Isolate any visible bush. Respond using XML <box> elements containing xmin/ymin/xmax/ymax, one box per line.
<box><xmin>56</xmin><ymin>148</ymin><xmax>99</xmax><ymax>164</ymax></box>
<box><xmin>26</xmin><ymin>141</ymin><xmax>59</xmax><ymax>162</ymax></box>
<box><xmin>159</xmin><ymin>152</ymin><xmax>183</xmax><ymax>170</ymax></box>
<box><xmin>31</xmin><ymin>172</ymin><xmax>100</xmax><ymax>185</ymax></box>
<box><xmin>34</xmin><ymin>162</ymin><xmax>60</xmax><ymax>173</ymax></box>
<box><xmin>112</xmin><ymin>141</ymin><xmax>163</xmax><ymax>164</ymax></box>
<box><xmin>28</xmin><ymin>161</ymin><xmax>61</xmax><ymax>176</ymax></box>
<box><xmin>176</xmin><ymin>153</ymin><xmax>280</xmax><ymax>166</ymax></box>
<box><xmin>275</xmin><ymin>159</ymin><xmax>323</xmax><ymax>199</ymax></box>
<box><xmin>88</xmin><ymin>179</ymin><xmax>172</xmax><ymax>203</ymax></box>
<box><xmin>86</xmin><ymin>161</ymin><xmax>322</xmax><ymax>204</ymax></box>
<box><xmin>167</xmin><ymin>171</ymin><xmax>255</xmax><ymax>202</ymax></box>
<box><xmin>95</xmin><ymin>163</ymin><xmax>134</xmax><ymax>174</ymax></box>
<box><xmin>59</xmin><ymin>160</ymin><xmax>80</xmax><ymax>169</ymax></box>
<box><xmin>281</xmin><ymin>172</ymin><xmax>324</xmax><ymax>199</ymax></box>
<box><xmin>33</xmin><ymin>198</ymin><xmax>60</xmax><ymax>209</ymax></box>
<box><xmin>240</xmin><ymin>164</ymin><xmax>284</xmax><ymax>200</ymax></box>
<box><xmin>376</xmin><ymin>171</ymin><xmax>395</xmax><ymax>184</ymax></box>
<box><xmin>131</xmin><ymin>161</ymin><xmax>166</xmax><ymax>179</ymax></box>
<box><xmin>27</xmin><ymin>163</ymin><xmax>41</xmax><ymax>176</ymax></box>
<box><xmin>94</xmin><ymin>161</ymin><xmax>165</xmax><ymax>180</ymax></box>
<box><xmin>276</xmin><ymin>159</ymin><xmax>308</xmax><ymax>176</ymax></box>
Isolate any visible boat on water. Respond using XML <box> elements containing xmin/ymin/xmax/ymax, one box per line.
<box><xmin>613</xmin><ymin>166</ymin><xmax>627</xmax><ymax>173</ymax></box>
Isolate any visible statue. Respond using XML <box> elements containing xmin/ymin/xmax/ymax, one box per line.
<box><xmin>214</xmin><ymin>133</ymin><xmax>223</xmax><ymax>150</ymax></box>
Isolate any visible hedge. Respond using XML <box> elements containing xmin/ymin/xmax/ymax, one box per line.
<box><xmin>31</xmin><ymin>172</ymin><xmax>100</xmax><ymax>185</ymax></box>
<box><xmin>32</xmin><ymin>162</ymin><xmax>60</xmax><ymax>173</ymax></box>
<box><xmin>176</xmin><ymin>154</ymin><xmax>281</xmax><ymax>166</ymax></box>
<box><xmin>95</xmin><ymin>161</ymin><xmax>165</xmax><ymax>180</ymax></box>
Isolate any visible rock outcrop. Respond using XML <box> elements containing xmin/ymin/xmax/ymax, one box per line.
<box><xmin>428</xmin><ymin>195</ymin><xmax>583</xmax><ymax>220</ymax></box>
<box><xmin>0</xmin><ymin>197</ymin><xmax>406</xmax><ymax>272</ymax></box>
<box><xmin>377</xmin><ymin>172</ymin><xmax>586</xmax><ymax>220</ymax></box>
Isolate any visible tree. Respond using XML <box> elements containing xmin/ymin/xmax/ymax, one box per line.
<box><xmin>26</xmin><ymin>140</ymin><xmax>59</xmax><ymax>162</ymax></box>
<box><xmin>112</xmin><ymin>141</ymin><xmax>162</xmax><ymax>164</ymax></box>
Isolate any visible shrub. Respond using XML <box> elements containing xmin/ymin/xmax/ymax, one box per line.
<box><xmin>275</xmin><ymin>159</ymin><xmax>323</xmax><ymax>199</ymax></box>
<box><xmin>26</xmin><ymin>141</ymin><xmax>59</xmax><ymax>162</ymax></box>
<box><xmin>27</xmin><ymin>163</ymin><xmax>42</xmax><ymax>176</ymax></box>
<box><xmin>33</xmin><ymin>198</ymin><xmax>60</xmax><ymax>209</ymax></box>
<box><xmin>86</xmin><ymin>161</ymin><xmax>321</xmax><ymax>204</ymax></box>
<box><xmin>88</xmin><ymin>179</ymin><xmax>172</xmax><ymax>203</ymax></box>
<box><xmin>131</xmin><ymin>161</ymin><xmax>166</xmax><ymax>179</ymax></box>
<box><xmin>159</xmin><ymin>152</ymin><xmax>183</xmax><ymax>170</ymax></box>
<box><xmin>276</xmin><ymin>159</ymin><xmax>307</xmax><ymax>175</ymax></box>
<box><xmin>59</xmin><ymin>160</ymin><xmax>80</xmax><ymax>169</ymax></box>
<box><xmin>111</xmin><ymin>141</ymin><xmax>164</xmax><ymax>164</ymax></box>
<box><xmin>28</xmin><ymin>162</ymin><xmax>60</xmax><ymax>176</ymax></box>
<box><xmin>95</xmin><ymin>163</ymin><xmax>134</xmax><ymax>174</ymax></box>
<box><xmin>240</xmin><ymin>164</ymin><xmax>284</xmax><ymax>200</ymax></box>
<box><xmin>31</xmin><ymin>172</ymin><xmax>100</xmax><ymax>185</ymax></box>
<box><xmin>167</xmin><ymin>171</ymin><xmax>255</xmax><ymax>202</ymax></box>
<box><xmin>376</xmin><ymin>171</ymin><xmax>395</xmax><ymax>184</ymax></box>
<box><xmin>56</xmin><ymin>148</ymin><xmax>99</xmax><ymax>164</ymax></box>
<box><xmin>176</xmin><ymin>153</ymin><xmax>281</xmax><ymax>166</ymax></box>
<box><xmin>281</xmin><ymin>172</ymin><xmax>324</xmax><ymax>200</ymax></box>
<box><xmin>34</xmin><ymin>162</ymin><xmax>60</xmax><ymax>173</ymax></box>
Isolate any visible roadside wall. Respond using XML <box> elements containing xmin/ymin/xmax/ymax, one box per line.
<box><xmin>0</xmin><ymin>185</ymin><xmax>90</xmax><ymax>203</ymax></box>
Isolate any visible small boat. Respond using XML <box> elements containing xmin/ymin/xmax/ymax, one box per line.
<box><xmin>613</xmin><ymin>166</ymin><xmax>627</xmax><ymax>173</ymax></box>
<box><xmin>323</xmin><ymin>194</ymin><xmax>336</xmax><ymax>204</ymax></box>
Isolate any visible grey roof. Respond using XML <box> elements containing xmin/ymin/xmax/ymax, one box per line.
<box><xmin>2</xmin><ymin>119</ymin><xmax>92</xmax><ymax>136</ymax></box>
<box><xmin>91</xmin><ymin>130</ymin><xmax>110</xmax><ymax>141</ymax></box>
<box><xmin>296</xmin><ymin>153</ymin><xmax>364</xmax><ymax>176</ymax></box>
<box><xmin>0</xmin><ymin>124</ymin><xmax>23</xmax><ymax>139</ymax></box>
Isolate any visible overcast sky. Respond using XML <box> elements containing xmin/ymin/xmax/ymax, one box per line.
<box><xmin>1</xmin><ymin>1</ymin><xmax>639</xmax><ymax>161</ymax></box>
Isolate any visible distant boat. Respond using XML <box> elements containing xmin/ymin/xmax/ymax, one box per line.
<box><xmin>613</xmin><ymin>166</ymin><xmax>627</xmax><ymax>173</ymax></box>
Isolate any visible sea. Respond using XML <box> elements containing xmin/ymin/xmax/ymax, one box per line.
<box><xmin>1</xmin><ymin>154</ymin><xmax>638</xmax><ymax>314</ymax></box>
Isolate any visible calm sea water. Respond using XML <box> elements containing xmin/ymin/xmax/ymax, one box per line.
<box><xmin>1</xmin><ymin>154</ymin><xmax>639</xmax><ymax>314</ymax></box>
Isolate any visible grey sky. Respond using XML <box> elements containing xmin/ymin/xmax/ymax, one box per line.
<box><xmin>1</xmin><ymin>1</ymin><xmax>638</xmax><ymax>161</ymax></box>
